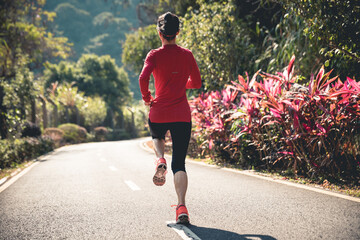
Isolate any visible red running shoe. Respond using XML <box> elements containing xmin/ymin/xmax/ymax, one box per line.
<box><xmin>153</xmin><ymin>158</ymin><xmax>167</xmax><ymax>186</ymax></box>
<box><xmin>176</xmin><ymin>204</ymin><xmax>190</xmax><ymax>224</ymax></box>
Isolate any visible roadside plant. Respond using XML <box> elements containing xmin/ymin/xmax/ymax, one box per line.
<box><xmin>191</xmin><ymin>56</ymin><xmax>360</xmax><ymax>181</ymax></box>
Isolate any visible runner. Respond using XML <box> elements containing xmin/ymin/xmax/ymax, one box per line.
<box><xmin>139</xmin><ymin>12</ymin><xmax>201</xmax><ymax>224</ymax></box>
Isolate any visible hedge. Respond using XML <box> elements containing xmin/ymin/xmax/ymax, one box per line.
<box><xmin>0</xmin><ymin>137</ymin><xmax>54</xmax><ymax>169</ymax></box>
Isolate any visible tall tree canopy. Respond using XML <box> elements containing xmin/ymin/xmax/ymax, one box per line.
<box><xmin>43</xmin><ymin>54</ymin><xmax>131</xmax><ymax>110</ymax></box>
<box><xmin>0</xmin><ymin>0</ymin><xmax>71</xmax><ymax>139</ymax></box>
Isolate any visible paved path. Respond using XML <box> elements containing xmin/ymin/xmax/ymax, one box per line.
<box><xmin>0</xmin><ymin>138</ymin><xmax>359</xmax><ymax>239</ymax></box>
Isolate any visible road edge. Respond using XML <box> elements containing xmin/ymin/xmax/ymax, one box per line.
<box><xmin>0</xmin><ymin>145</ymin><xmax>69</xmax><ymax>193</ymax></box>
<box><xmin>140</xmin><ymin>138</ymin><xmax>360</xmax><ymax>203</ymax></box>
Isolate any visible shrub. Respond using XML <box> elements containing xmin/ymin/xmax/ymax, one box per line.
<box><xmin>58</xmin><ymin>123</ymin><xmax>88</xmax><ymax>144</ymax></box>
<box><xmin>21</xmin><ymin>122</ymin><xmax>41</xmax><ymax>138</ymax></box>
<box><xmin>105</xmin><ymin>129</ymin><xmax>130</xmax><ymax>141</ymax></box>
<box><xmin>94</xmin><ymin>126</ymin><xmax>108</xmax><ymax>141</ymax></box>
<box><xmin>190</xmin><ymin>56</ymin><xmax>360</xmax><ymax>181</ymax></box>
<box><xmin>0</xmin><ymin>137</ymin><xmax>54</xmax><ymax>169</ymax></box>
<box><xmin>43</xmin><ymin>128</ymin><xmax>65</xmax><ymax>147</ymax></box>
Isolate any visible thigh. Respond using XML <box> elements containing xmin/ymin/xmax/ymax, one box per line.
<box><xmin>169</xmin><ymin>122</ymin><xmax>191</xmax><ymax>172</ymax></box>
<box><xmin>148</xmin><ymin>119</ymin><xmax>169</xmax><ymax>140</ymax></box>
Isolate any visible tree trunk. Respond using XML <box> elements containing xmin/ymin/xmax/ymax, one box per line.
<box><xmin>108</xmin><ymin>108</ymin><xmax>114</xmax><ymax>129</ymax></box>
<box><xmin>118</xmin><ymin>109</ymin><xmax>124</xmax><ymax>129</ymax></box>
<box><xmin>65</xmin><ymin>106</ymin><xmax>69</xmax><ymax>123</ymax></box>
<box><xmin>38</xmin><ymin>95</ymin><xmax>48</xmax><ymax>129</ymax></box>
<box><xmin>31</xmin><ymin>97</ymin><xmax>36</xmax><ymax>124</ymax></box>
<box><xmin>0</xmin><ymin>85</ymin><xmax>8</xmax><ymax>139</ymax></box>
<box><xmin>74</xmin><ymin>106</ymin><xmax>80</xmax><ymax>125</ymax></box>
<box><xmin>47</xmin><ymin>98</ymin><xmax>58</xmax><ymax>127</ymax></box>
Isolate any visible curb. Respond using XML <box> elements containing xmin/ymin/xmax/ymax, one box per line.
<box><xmin>139</xmin><ymin>138</ymin><xmax>360</xmax><ymax>203</ymax></box>
<box><xmin>0</xmin><ymin>150</ymin><xmax>56</xmax><ymax>192</ymax></box>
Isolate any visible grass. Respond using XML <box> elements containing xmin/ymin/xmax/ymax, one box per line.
<box><xmin>0</xmin><ymin>161</ymin><xmax>35</xmax><ymax>181</ymax></box>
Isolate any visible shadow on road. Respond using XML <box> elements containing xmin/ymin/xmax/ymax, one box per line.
<box><xmin>188</xmin><ymin>225</ymin><xmax>277</xmax><ymax>240</ymax></box>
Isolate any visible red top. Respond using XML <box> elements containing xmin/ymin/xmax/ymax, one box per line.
<box><xmin>139</xmin><ymin>44</ymin><xmax>201</xmax><ymax>123</ymax></box>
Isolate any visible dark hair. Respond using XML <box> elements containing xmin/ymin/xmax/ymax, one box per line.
<box><xmin>157</xmin><ymin>12</ymin><xmax>180</xmax><ymax>41</ymax></box>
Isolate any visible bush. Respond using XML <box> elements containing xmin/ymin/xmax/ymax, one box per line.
<box><xmin>190</xmin><ymin>56</ymin><xmax>360</xmax><ymax>182</ymax></box>
<box><xmin>0</xmin><ymin>137</ymin><xmax>54</xmax><ymax>169</ymax></box>
<box><xmin>43</xmin><ymin>128</ymin><xmax>65</xmax><ymax>147</ymax></box>
<box><xmin>58</xmin><ymin>123</ymin><xmax>88</xmax><ymax>144</ymax></box>
<box><xmin>21</xmin><ymin>122</ymin><xmax>41</xmax><ymax>138</ymax></box>
<box><xmin>94</xmin><ymin>126</ymin><xmax>108</xmax><ymax>141</ymax></box>
<box><xmin>105</xmin><ymin>129</ymin><xmax>130</xmax><ymax>141</ymax></box>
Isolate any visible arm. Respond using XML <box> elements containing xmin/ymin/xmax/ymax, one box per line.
<box><xmin>186</xmin><ymin>52</ymin><xmax>202</xmax><ymax>89</ymax></box>
<box><xmin>139</xmin><ymin>50</ymin><xmax>155</xmax><ymax>103</ymax></box>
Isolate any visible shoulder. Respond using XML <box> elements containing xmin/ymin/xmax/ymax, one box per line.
<box><xmin>176</xmin><ymin>45</ymin><xmax>193</xmax><ymax>55</ymax></box>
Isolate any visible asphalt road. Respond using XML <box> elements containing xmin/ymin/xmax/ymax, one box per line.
<box><xmin>0</xmin><ymin>138</ymin><xmax>359</xmax><ymax>240</ymax></box>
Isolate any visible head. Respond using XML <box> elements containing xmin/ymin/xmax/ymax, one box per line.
<box><xmin>157</xmin><ymin>12</ymin><xmax>180</xmax><ymax>42</ymax></box>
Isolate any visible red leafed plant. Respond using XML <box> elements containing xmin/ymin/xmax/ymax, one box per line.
<box><xmin>190</xmin><ymin>55</ymin><xmax>360</xmax><ymax>181</ymax></box>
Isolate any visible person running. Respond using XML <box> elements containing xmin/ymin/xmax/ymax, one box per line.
<box><xmin>139</xmin><ymin>12</ymin><xmax>201</xmax><ymax>224</ymax></box>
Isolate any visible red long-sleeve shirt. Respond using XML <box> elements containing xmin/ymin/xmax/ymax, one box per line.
<box><xmin>139</xmin><ymin>44</ymin><xmax>201</xmax><ymax>123</ymax></box>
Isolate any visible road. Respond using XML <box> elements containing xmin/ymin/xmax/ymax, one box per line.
<box><xmin>0</xmin><ymin>138</ymin><xmax>359</xmax><ymax>240</ymax></box>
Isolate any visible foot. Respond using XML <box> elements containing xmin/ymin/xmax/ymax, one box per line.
<box><xmin>153</xmin><ymin>158</ymin><xmax>167</xmax><ymax>186</ymax></box>
<box><xmin>176</xmin><ymin>204</ymin><xmax>190</xmax><ymax>224</ymax></box>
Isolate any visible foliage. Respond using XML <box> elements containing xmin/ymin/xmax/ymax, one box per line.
<box><xmin>43</xmin><ymin>127</ymin><xmax>64</xmax><ymax>147</ymax></box>
<box><xmin>58</xmin><ymin>123</ymin><xmax>88</xmax><ymax>144</ymax></box>
<box><xmin>122</xmin><ymin>25</ymin><xmax>161</xmax><ymax>73</ymax></box>
<box><xmin>180</xmin><ymin>1</ymin><xmax>255</xmax><ymax>91</ymax></box>
<box><xmin>44</xmin><ymin>54</ymin><xmax>131</xmax><ymax>110</ymax></box>
<box><xmin>255</xmin><ymin>10</ymin><xmax>323</xmax><ymax>80</ymax></box>
<box><xmin>1</xmin><ymin>55</ymin><xmax>37</xmax><ymax>139</ymax></box>
<box><xmin>93</xmin><ymin>126</ymin><xmax>108</xmax><ymax>142</ymax></box>
<box><xmin>0</xmin><ymin>136</ymin><xmax>54</xmax><ymax>169</ymax></box>
<box><xmin>0</xmin><ymin>0</ymin><xmax>71</xmax><ymax>139</ymax></box>
<box><xmin>44</xmin><ymin>0</ymin><xmax>140</xmax><ymax>65</ymax></box>
<box><xmin>81</xmin><ymin>96</ymin><xmax>107</xmax><ymax>129</ymax></box>
<box><xmin>280</xmin><ymin>0</ymin><xmax>360</xmax><ymax>78</ymax></box>
<box><xmin>105</xmin><ymin>129</ymin><xmax>130</xmax><ymax>141</ymax></box>
<box><xmin>76</xmin><ymin>54</ymin><xmax>131</xmax><ymax>109</ymax></box>
<box><xmin>22</xmin><ymin>122</ymin><xmax>41</xmax><ymax>138</ymax></box>
<box><xmin>191</xmin><ymin>56</ymin><xmax>360</xmax><ymax>181</ymax></box>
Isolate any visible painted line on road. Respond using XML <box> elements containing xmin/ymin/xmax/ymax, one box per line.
<box><xmin>124</xmin><ymin>180</ymin><xmax>141</xmax><ymax>191</ymax></box>
<box><xmin>0</xmin><ymin>177</ymin><xmax>8</xmax><ymax>186</ymax></box>
<box><xmin>166</xmin><ymin>221</ymin><xmax>201</xmax><ymax>240</ymax></box>
<box><xmin>0</xmin><ymin>161</ymin><xmax>40</xmax><ymax>194</ymax></box>
<box><xmin>109</xmin><ymin>166</ymin><xmax>118</xmax><ymax>171</ymax></box>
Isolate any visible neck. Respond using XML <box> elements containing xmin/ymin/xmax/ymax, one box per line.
<box><xmin>162</xmin><ymin>38</ymin><xmax>176</xmax><ymax>45</ymax></box>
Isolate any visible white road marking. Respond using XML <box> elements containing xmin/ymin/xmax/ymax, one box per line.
<box><xmin>0</xmin><ymin>177</ymin><xmax>8</xmax><ymax>186</ymax></box>
<box><xmin>109</xmin><ymin>166</ymin><xmax>118</xmax><ymax>171</ymax></box>
<box><xmin>166</xmin><ymin>221</ymin><xmax>201</xmax><ymax>240</ymax></box>
<box><xmin>124</xmin><ymin>180</ymin><xmax>141</xmax><ymax>191</ymax></box>
<box><xmin>0</xmin><ymin>162</ymin><xmax>40</xmax><ymax>194</ymax></box>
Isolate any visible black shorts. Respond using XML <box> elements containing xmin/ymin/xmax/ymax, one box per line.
<box><xmin>148</xmin><ymin>119</ymin><xmax>191</xmax><ymax>174</ymax></box>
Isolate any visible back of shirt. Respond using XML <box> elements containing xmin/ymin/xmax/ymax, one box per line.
<box><xmin>139</xmin><ymin>44</ymin><xmax>201</xmax><ymax>123</ymax></box>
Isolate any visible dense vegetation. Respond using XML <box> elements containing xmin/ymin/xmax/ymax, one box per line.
<box><xmin>0</xmin><ymin>0</ymin><xmax>149</xmax><ymax>170</ymax></box>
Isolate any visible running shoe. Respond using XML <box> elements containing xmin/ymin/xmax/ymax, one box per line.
<box><xmin>176</xmin><ymin>204</ymin><xmax>190</xmax><ymax>224</ymax></box>
<box><xmin>153</xmin><ymin>158</ymin><xmax>167</xmax><ymax>186</ymax></box>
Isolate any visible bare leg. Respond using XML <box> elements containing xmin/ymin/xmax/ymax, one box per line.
<box><xmin>153</xmin><ymin>138</ymin><xmax>165</xmax><ymax>159</ymax></box>
<box><xmin>174</xmin><ymin>171</ymin><xmax>188</xmax><ymax>205</ymax></box>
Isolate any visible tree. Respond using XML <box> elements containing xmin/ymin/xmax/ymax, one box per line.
<box><xmin>122</xmin><ymin>24</ymin><xmax>161</xmax><ymax>98</ymax></box>
<box><xmin>43</xmin><ymin>54</ymin><xmax>131</xmax><ymax>127</ymax></box>
<box><xmin>279</xmin><ymin>0</ymin><xmax>360</xmax><ymax>78</ymax></box>
<box><xmin>180</xmin><ymin>1</ymin><xmax>255</xmax><ymax>90</ymax></box>
<box><xmin>0</xmin><ymin>0</ymin><xmax>71</xmax><ymax>139</ymax></box>
<box><xmin>80</xmin><ymin>96</ymin><xmax>107</xmax><ymax>129</ymax></box>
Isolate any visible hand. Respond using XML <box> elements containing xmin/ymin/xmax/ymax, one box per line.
<box><xmin>144</xmin><ymin>101</ymin><xmax>152</xmax><ymax>107</ymax></box>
